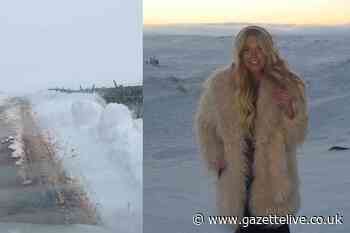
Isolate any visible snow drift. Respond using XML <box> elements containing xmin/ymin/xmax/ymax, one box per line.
<box><xmin>28</xmin><ymin>91</ymin><xmax>142</xmax><ymax>233</ymax></box>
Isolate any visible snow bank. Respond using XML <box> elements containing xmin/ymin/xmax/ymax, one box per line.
<box><xmin>71</xmin><ymin>100</ymin><xmax>103</xmax><ymax>128</ymax></box>
<box><xmin>29</xmin><ymin>91</ymin><xmax>142</xmax><ymax>233</ymax></box>
<box><xmin>0</xmin><ymin>94</ymin><xmax>8</xmax><ymax>106</ymax></box>
<box><xmin>1</xmin><ymin>100</ymin><xmax>25</xmax><ymax>161</ymax></box>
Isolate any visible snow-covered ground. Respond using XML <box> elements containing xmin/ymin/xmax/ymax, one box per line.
<box><xmin>0</xmin><ymin>92</ymin><xmax>142</xmax><ymax>233</ymax></box>
<box><xmin>28</xmin><ymin>92</ymin><xmax>142</xmax><ymax>233</ymax></box>
<box><xmin>0</xmin><ymin>223</ymin><xmax>114</xmax><ymax>233</ymax></box>
<box><xmin>144</xmin><ymin>24</ymin><xmax>350</xmax><ymax>233</ymax></box>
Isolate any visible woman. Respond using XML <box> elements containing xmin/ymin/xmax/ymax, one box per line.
<box><xmin>195</xmin><ymin>26</ymin><xmax>308</xmax><ymax>232</ymax></box>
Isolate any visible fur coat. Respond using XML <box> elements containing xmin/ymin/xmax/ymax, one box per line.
<box><xmin>195</xmin><ymin>64</ymin><xmax>308</xmax><ymax>220</ymax></box>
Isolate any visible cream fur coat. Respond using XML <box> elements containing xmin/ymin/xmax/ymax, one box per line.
<box><xmin>195</xmin><ymin>64</ymin><xmax>308</xmax><ymax>219</ymax></box>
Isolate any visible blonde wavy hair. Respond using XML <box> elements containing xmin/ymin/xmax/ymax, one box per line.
<box><xmin>233</xmin><ymin>26</ymin><xmax>289</xmax><ymax>138</ymax></box>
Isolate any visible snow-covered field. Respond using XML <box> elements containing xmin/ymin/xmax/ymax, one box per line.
<box><xmin>0</xmin><ymin>92</ymin><xmax>142</xmax><ymax>233</ymax></box>
<box><xmin>144</xmin><ymin>24</ymin><xmax>350</xmax><ymax>233</ymax></box>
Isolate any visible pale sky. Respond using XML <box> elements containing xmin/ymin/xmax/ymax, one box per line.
<box><xmin>144</xmin><ymin>0</ymin><xmax>350</xmax><ymax>25</ymax></box>
<box><xmin>0</xmin><ymin>0</ymin><xmax>142</xmax><ymax>94</ymax></box>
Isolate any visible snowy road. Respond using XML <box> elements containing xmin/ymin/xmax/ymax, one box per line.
<box><xmin>0</xmin><ymin>92</ymin><xmax>142</xmax><ymax>232</ymax></box>
<box><xmin>0</xmin><ymin>97</ymin><xmax>98</xmax><ymax>225</ymax></box>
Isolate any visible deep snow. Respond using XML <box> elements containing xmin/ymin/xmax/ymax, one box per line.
<box><xmin>29</xmin><ymin>92</ymin><xmax>142</xmax><ymax>233</ymax></box>
<box><xmin>0</xmin><ymin>92</ymin><xmax>142</xmax><ymax>233</ymax></box>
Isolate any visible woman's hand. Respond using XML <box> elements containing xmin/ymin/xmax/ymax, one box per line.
<box><xmin>272</xmin><ymin>88</ymin><xmax>295</xmax><ymax>119</ymax></box>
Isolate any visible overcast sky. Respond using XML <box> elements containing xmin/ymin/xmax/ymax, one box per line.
<box><xmin>0</xmin><ymin>0</ymin><xmax>142</xmax><ymax>94</ymax></box>
<box><xmin>144</xmin><ymin>0</ymin><xmax>350</xmax><ymax>25</ymax></box>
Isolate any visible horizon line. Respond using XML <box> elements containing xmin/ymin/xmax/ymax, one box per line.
<box><xmin>144</xmin><ymin>21</ymin><xmax>350</xmax><ymax>27</ymax></box>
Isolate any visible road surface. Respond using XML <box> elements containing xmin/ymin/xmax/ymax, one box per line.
<box><xmin>0</xmin><ymin>97</ymin><xmax>99</xmax><ymax>225</ymax></box>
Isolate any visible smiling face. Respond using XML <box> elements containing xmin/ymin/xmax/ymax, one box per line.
<box><xmin>241</xmin><ymin>35</ymin><xmax>266</xmax><ymax>78</ymax></box>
